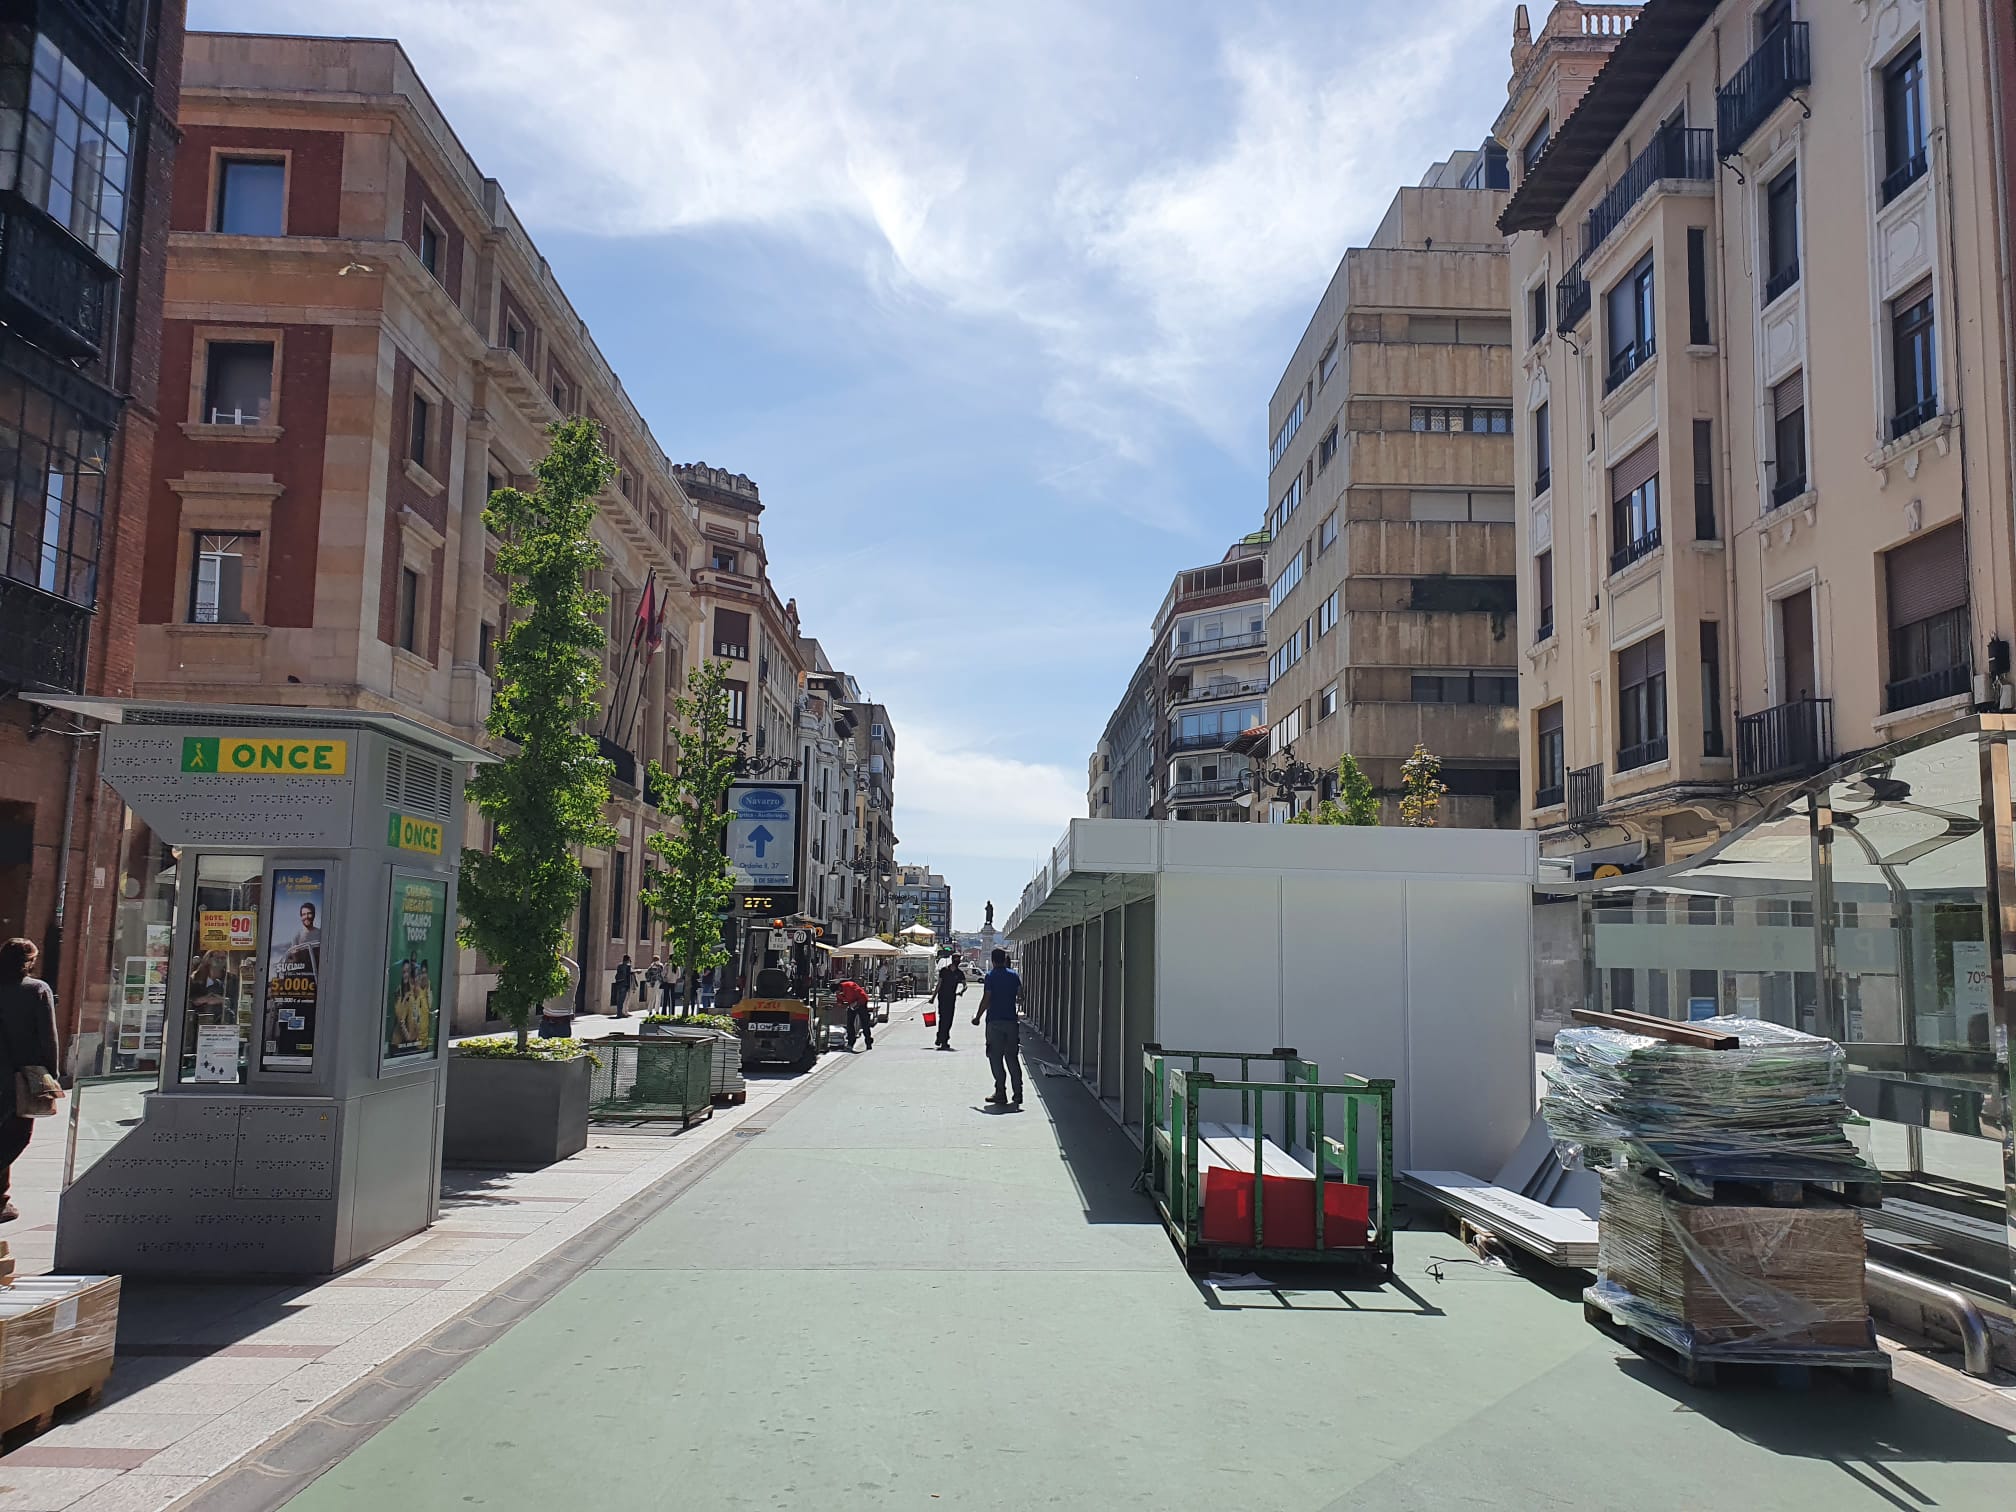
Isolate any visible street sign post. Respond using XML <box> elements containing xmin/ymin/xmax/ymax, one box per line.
<box><xmin>727</xmin><ymin>782</ymin><xmax>803</xmax><ymax>892</ymax></box>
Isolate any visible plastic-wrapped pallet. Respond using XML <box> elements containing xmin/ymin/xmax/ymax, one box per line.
<box><xmin>1592</xmin><ymin>1172</ymin><xmax>1872</xmax><ymax>1356</ymax></box>
<box><xmin>0</xmin><ymin>1275</ymin><xmax>120</xmax><ymax>1433</ymax></box>
<box><xmin>1541</xmin><ymin>1016</ymin><xmax>1880</xmax><ymax>1194</ymax></box>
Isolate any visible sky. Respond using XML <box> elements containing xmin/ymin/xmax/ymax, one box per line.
<box><xmin>193</xmin><ymin>0</ymin><xmax>1524</xmax><ymax>929</ymax></box>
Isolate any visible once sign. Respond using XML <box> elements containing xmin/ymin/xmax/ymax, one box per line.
<box><xmin>182</xmin><ymin>736</ymin><xmax>348</xmax><ymax>776</ymax></box>
<box><xmin>387</xmin><ymin>812</ymin><xmax>444</xmax><ymax>856</ymax></box>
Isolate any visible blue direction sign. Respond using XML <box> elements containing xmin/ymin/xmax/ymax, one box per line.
<box><xmin>726</xmin><ymin>782</ymin><xmax>802</xmax><ymax>891</ymax></box>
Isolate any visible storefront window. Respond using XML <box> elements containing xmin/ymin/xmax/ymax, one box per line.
<box><xmin>106</xmin><ymin>813</ymin><xmax>176</xmax><ymax>1076</ymax></box>
<box><xmin>178</xmin><ymin>855</ymin><xmax>263</xmax><ymax>1085</ymax></box>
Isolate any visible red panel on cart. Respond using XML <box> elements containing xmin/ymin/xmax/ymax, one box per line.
<box><xmin>1200</xmin><ymin>1167</ymin><xmax>1370</xmax><ymax>1249</ymax></box>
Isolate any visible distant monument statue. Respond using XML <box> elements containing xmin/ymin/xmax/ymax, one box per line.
<box><xmin>984</xmin><ymin>901</ymin><xmax>995</xmax><ymax>929</ymax></box>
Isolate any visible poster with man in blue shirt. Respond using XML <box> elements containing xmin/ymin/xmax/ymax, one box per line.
<box><xmin>971</xmin><ymin>947</ymin><xmax>1022</xmax><ymax>1108</ymax></box>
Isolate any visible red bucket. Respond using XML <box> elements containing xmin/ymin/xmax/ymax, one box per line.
<box><xmin>923</xmin><ymin>1010</ymin><xmax>937</xmax><ymax>1027</ymax></box>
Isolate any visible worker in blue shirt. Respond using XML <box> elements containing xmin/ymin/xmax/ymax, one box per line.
<box><xmin>971</xmin><ymin>947</ymin><xmax>1023</xmax><ymax>1108</ymax></box>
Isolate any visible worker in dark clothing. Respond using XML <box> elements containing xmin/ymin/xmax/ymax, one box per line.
<box><xmin>933</xmin><ymin>956</ymin><xmax>965</xmax><ymax>1050</ymax></box>
<box><xmin>971</xmin><ymin>948</ymin><xmax>1022</xmax><ymax>1108</ymax></box>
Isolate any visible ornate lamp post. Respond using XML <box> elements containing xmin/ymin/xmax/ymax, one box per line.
<box><xmin>1236</xmin><ymin>744</ymin><xmax>1321</xmax><ymax>813</ymax></box>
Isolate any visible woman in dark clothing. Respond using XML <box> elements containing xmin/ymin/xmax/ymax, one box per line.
<box><xmin>0</xmin><ymin>939</ymin><xmax>61</xmax><ymax>1222</ymax></box>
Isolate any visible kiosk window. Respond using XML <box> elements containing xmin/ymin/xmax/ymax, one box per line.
<box><xmin>180</xmin><ymin>855</ymin><xmax>264</xmax><ymax>1085</ymax></box>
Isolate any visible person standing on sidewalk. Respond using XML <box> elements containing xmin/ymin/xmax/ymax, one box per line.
<box><xmin>611</xmin><ymin>954</ymin><xmax>636</xmax><ymax>1018</ymax></box>
<box><xmin>0</xmin><ymin>940</ymin><xmax>62</xmax><ymax>1221</ymax></box>
<box><xmin>642</xmin><ymin>956</ymin><xmax>663</xmax><ymax>1014</ymax></box>
<box><xmin>971</xmin><ymin>948</ymin><xmax>1022</xmax><ymax>1108</ymax></box>
<box><xmin>836</xmin><ymin>977</ymin><xmax>874</xmax><ymax>1051</ymax></box>
<box><xmin>933</xmin><ymin>956</ymin><xmax>965</xmax><ymax>1050</ymax></box>
<box><xmin>539</xmin><ymin>955</ymin><xmax>579</xmax><ymax>1039</ymax></box>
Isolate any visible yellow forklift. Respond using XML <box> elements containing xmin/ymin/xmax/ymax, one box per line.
<box><xmin>728</xmin><ymin>916</ymin><xmax>828</xmax><ymax>1072</ymax></box>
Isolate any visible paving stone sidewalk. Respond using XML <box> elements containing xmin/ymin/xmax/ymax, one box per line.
<box><xmin>0</xmin><ymin>1002</ymin><xmax>927</xmax><ymax>1512</ymax></box>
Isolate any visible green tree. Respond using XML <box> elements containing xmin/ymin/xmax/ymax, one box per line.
<box><xmin>1288</xmin><ymin>754</ymin><xmax>1379</xmax><ymax>826</ymax></box>
<box><xmin>458</xmin><ymin>418</ymin><xmax>617</xmax><ymax>1049</ymax></box>
<box><xmin>1399</xmin><ymin>743</ymin><xmax>1447</xmax><ymax>827</ymax></box>
<box><xmin>641</xmin><ymin>659</ymin><xmax>739</xmax><ymax>1007</ymax></box>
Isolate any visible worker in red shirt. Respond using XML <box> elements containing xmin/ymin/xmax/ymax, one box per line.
<box><xmin>835</xmin><ymin>976</ymin><xmax>874</xmax><ymax>1051</ymax></box>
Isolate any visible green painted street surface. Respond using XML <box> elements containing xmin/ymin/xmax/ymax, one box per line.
<box><xmin>286</xmin><ymin>1014</ymin><xmax>2015</xmax><ymax>1511</ymax></box>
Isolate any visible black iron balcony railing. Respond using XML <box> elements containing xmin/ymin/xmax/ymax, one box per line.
<box><xmin>1763</xmin><ymin>260</ymin><xmax>1799</xmax><ymax>306</ymax></box>
<box><xmin>1166</xmin><ymin>777</ymin><xmax>1245</xmax><ymax>803</ymax></box>
<box><xmin>1555</xmin><ymin>262</ymin><xmax>1591</xmax><ymax>332</ymax></box>
<box><xmin>597</xmin><ymin>734</ymin><xmax>638</xmax><ymax>789</ymax></box>
<box><xmin>642</xmin><ymin>763</ymin><xmax>671</xmax><ymax>810</ymax></box>
<box><xmin>1885</xmin><ymin>661</ymin><xmax>1970</xmax><ymax>713</ymax></box>
<box><xmin>1583</xmin><ymin>127</ymin><xmax>1715</xmax><ymax>260</ymax></box>
<box><xmin>1568</xmin><ymin>763</ymin><xmax>1603</xmax><ymax>823</ymax></box>
<box><xmin>1167</xmin><ymin>731</ymin><xmax>1235</xmax><ymax>755</ymax></box>
<box><xmin>1534</xmin><ymin>782</ymin><xmax>1565</xmax><ymax>810</ymax></box>
<box><xmin>0</xmin><ymin>576</ymin><xmax>91</xmax><ymax>694</ymax></box>
<box><xmin>1769</xmin><ymin>472</ymin><xmax>1808</xmax><ymax>510</ymax></box>
<box><xmin>1617</xmin><ymin>735</ymin><xmax>1669</xmax><ymax>773</ymax></box>
<box><xmin>1606</xmin><ymin>336</ymin><xmax>1655</xmax><ymax>393</ymax></box>
<box><xmin>67</xmin><ymin>0</ymin><xmax>143</xmax><ymax>54</ymax></box>
<box><xmin>1534</xmin><ymin>466</ymin><xmax>1552</xmax><ymax>496</ymax></box>
<box><xmin>1882</xmin><ymin>147</ymin><xmax>1928</xmax><ymax>206</ymax></box>
<box><xmin>1168</xmin><ymin>630</ymin><xmax>1265</xmax><ymax>663</ymax></box>
<box><xmin>0</xmin><ymin>194</ymin><xmax>115</xmax><ymax>360</ymax></box>
<box><xmin>1534</xmin><ymin>613</ymin><xmax>1555</xmax><ymax>644</ymax></box>
<box><xmin>1609</xmin><ymin>525</ymin><xmax>1662</xmax><ymax>576</ymax></box>
<box><xmin>1717</xmin><ymin>23</ymin><xmax>1811</xmax><ymax>156</ymax></box>
<box><xmin>1172</xmin><ymin>676</ymin><xmax>1268</xmax><ymax>706</ymax></box>
<box><xmin>1737</xmin><ymin>697</ymin><xmax>1833</xmax><ymax>783</ymax></box>
<box><xmin>1888</xmin><ymin>395</ymin><xmax>1938</xmax><ymax>441</ymax></box>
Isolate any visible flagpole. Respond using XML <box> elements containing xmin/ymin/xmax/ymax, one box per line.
<box><xmin>602</xmin><ymin>568</ymin><xmax>653</xmax><ymax>742</ymax></box>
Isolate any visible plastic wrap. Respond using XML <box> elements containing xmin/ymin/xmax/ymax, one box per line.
<box><xmin>1542</xmin><ymin>1016</ymin><xmax>1879</xmax><ymax>1192</ymax></box>
<box><xmin>1592</xmin><ymin>1173</ymin><xmax>1870</xmax><ymax>1357</ymax></box>
<box><xmin>0</xmin><ymin>1275</ymin><xmax>120</xmax><ymax>1419</ymax></box>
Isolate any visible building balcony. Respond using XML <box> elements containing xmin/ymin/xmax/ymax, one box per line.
<box><xmin>1605</xmin><ymin>337</ymin><xmax>1654</xmax><ymax>394</ymax></box>
<box><xmin>1616</xmin><ymin>735</ymin><xmax>1669</xmax><ymax>773</ymax></box>
<box><xmin>1768</xmin><ymin>471</ymin><xmax>1808</xmax><ymax>511</ymax></box>
<box><xmin>597</xmin><ymin>734</ymin><xmax>638</xmax><ymax>791</ymax></box>
<box><xmin>1885</xmin><ymin>662</ymin><xmax>1970</xmax><ymax>714</ymax></box>
<box><xmin>1533</xmin><ymin>613</ymin><xmax>1555</xmax><ymax>645</ymax></box>
<box><xmin>1533</xmin><ymin>782</ymin><xmax>1564</xmax><ymax>810</ymax></box>
<box><xmin>1763</xmin><ymin>260</ymin><xmax>1799</xmax><ymax>306</ymax></box>
<box><xmin>1556</xmin><ymin>262</ymin><xmax>1591</xmax><ymax>332</ymax></box>
<box><xmin>1567</xmin><ymin>763</ymin><xmax>1603</xmax><ymax>823</ymax></box>
<box><xmin>642</xmin><ymin>763</ymin><xmax>671</xmax><ymax>811</ymax></box>
<box><xmin>1609</xmin><ymin>525</ymin><xmax>1661</xmax><ymax>576</ymax></box>
<box><xmin>1716</xmin><ymin>23</ymin><xmax>1811</xmax><ymax>157</ymax></box>
<box><xmin>1170</xmin><ymin>676</ymin><xmax>1268</xmax><ymax>708</ymax></box>
<box><xmin>1882</xmin><ymin>147</ymin><xmax>1928</xmax><ymax>207</ymax></box>
<box><xmin>1167</xmin><ymin>630</ymin><xmax>1265</xmax><ymax>665</ymax></box>
<box><xmin>0</xmin><ymin>193</ymin><xmax>115</xmax><ymax>360</ymax></box>
<box><xmin>1582</xmin><ymin>127</ymin><xmax>1714</xmax><ymax>261</ymax></box>
<box><xmin>1737</xmin><ymin>697</ymin><xmax>1833</xmax><ymax>783</ymax></box>
<box><xmin>1167</xmin><ymin>731</ymin><xmax>1235</xmax><ymax>756</ymax></box>
<box><xmin>1889</xmin><ymin>395</ymin><xmax>1939</xmax><ymax>442</ymax></box>
<box><xmin>0</xmin><ymin>576</ymin><xmax>91</xmax><ymax>694</ymax></box>
<box><xmin>1166</xmin><ymin>777</ymin><xmax>1245</xmax><ymax>804</ymax></box>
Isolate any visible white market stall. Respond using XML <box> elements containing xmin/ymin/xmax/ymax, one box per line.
<box><xmin>1005</xmin><ymin>818</ymin><xmax>1538</xmax><ymax>1177</ymax></box>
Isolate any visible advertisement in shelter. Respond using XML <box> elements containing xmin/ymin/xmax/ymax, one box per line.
<box><xmin>261</xmin><ymin>868</ymin><xmax>326</xmax><ymax>1072</ymax></box>
<box><xmin>384</xmin><ymin>876</ymin><xmax>446</xmax><ymax>1060</ymax></box>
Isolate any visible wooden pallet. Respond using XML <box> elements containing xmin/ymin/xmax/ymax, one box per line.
<box><xmin>0</xmin><ymin>1375</ymin><xmax>110</xmax><ymax>1443</ymax></box>
<box><xmin>712</xmin><ymin>1089</ymin><xmax>748</xmax><ymax>1106</ymax></box>
<box><xmin>1647</xmin><ymin>1169</ymin><xmax>1884</xmax><ymax>1209</ymax></box>
<box><xmin>1584</xmin><ymin>1297</ymin><xmax>1892</xmax><ymax>1392</ymax></box>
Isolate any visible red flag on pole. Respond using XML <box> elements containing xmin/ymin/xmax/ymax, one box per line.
<box><xmin>630</xmin><ymin>571</ymin><xmax>656</xmax><ymax>650</ymax></box>
<box><xmin>646</xmin><ymin>595</ymin><xmax>666</xmax><ymax>657</ymax></box>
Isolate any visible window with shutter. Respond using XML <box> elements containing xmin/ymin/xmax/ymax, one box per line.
<box><xmin>1617</xmin><ymin>632</ymin><xmax>1668</xmax><ymax>770</ymax></box>
<box><xmin>1771</xmin><ymin>372</ymin><xmax>1807</xmax><ymax>507</ymax></box>
<box><xmin>1609</xmin><ymin>437</ymin><xmax>1662</xmax><ymax>571</ymax></box>
<box><xmin>1884</xmin><ymin>524</ymin><xmax>1969</xmax><ymax>710</ymax></box>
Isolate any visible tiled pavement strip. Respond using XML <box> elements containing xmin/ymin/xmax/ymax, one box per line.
<box><xmin>0</xmin><ymin>1001</ymin><xmax>915</xmax><ymax>1512</ymax></box>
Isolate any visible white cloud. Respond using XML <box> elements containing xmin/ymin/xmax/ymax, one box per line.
<box><xmin>213</xmin><ymin>0</ymin><xmax>1508</xmax><ymax>480</ymax></box>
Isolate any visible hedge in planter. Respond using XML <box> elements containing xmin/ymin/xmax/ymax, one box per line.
<box><xmin>443</xmin><ymin>1038</ymin><xmax>600</xmax><ymax>1169</ymax></box>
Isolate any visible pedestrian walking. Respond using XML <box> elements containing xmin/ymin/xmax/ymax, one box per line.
<box><xmin>971</xmin><ymin>947</ymin><xmax>1022</xmax><ymax>1108</ymax></box>
<box><xmin>933</xmin><ymin>955</ymin><xmax>965</xmax><ymax>1050</ymax></box>
<box><xmin>539</xmin><ymin>955</ymin><xmax>579</xmax><ymax>1039</ymax></box>
<box><xmin>0</xmin><ymin>939</ymin><xmax>61</xmax><ymax>1222</ymax></box>
<box><xmin>836</xmin><ymin>977</ymin><xmax>874</xmax><ymax>1051</ymax></box>
<box><xmin>658</xmin><ymin>961</ymin><xmax>677</xmax><ymax>1012</ymax></box>
<box><xmin>642</xmin><ymin>956</ymin><xmax>664</xmax><ymax>1014</ymax></box>
<box><xmin>611</xmin><ymin>954</ymin><xmax>635</xmax><ymax>1018</ymax></box>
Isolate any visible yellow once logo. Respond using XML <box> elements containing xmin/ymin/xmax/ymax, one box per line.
<box><xmin>182</xmin><ymin>736</ymin><xmax>347</xmax><ymax>776</ymax></box>
<box><xmin>388</xmin><ymin>812</ymin><xmax>444</xmax><ymax>855</ymax></box>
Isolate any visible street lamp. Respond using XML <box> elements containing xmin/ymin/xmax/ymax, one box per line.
<box><xmin>1236</xmin><ymin>743</ymin><xmax>1321</xmax><ymax>812</ymax></box>
<box><xmin>734</xmin><ymin>732</ymin><xmax>798</xmax><ymax>781</ymax></box>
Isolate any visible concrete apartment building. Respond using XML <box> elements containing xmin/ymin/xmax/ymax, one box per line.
<box><xmin>0</xmin><ymin>0</ymin><xmax>184</xmax><ymax>1055</ymax></box>
<box><xmin>1501</xmin><ymin>0</ymin><xmax>2016</xmax><ymax>875</ymax></box>
<box><xmin>1152</xmin><ymin>537</ymin><xmax>1270</xmax><ymax>820</ymax></box>
<box><xmin>1088</xmin><ymin>649</ymin><xmax>1155</xmax><ymax>820</ymax></box>
<box><xmin>849</xmin><ymin>701</ymin><xmax>898</xmax><ymax>930</ymax></box>
<box><xmin>136</xmin><ymin>34</ymin><xmax>852</xmax><ymax>1029</ymax></box>
<box><xmin>1255</xmin><ymin>153</ymin><xmax>1522</xmax><ymax>826</ymax></box>
<box><xmin>892</xmin><ymin>863</ymin><xmax>952</xmax><ymax>940</ymax></box>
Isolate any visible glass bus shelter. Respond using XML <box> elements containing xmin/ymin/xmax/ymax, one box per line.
<box><xmin>1568</xmin><ymin>715</ymin><xmax>2014</xmax><ymax>1307</ymax></box>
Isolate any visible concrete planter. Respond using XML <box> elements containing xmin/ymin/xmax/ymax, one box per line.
<box><xmin>443</xmin><ymin>1051</ymin><xmax>591</xmax><ymax>1169</ymax></box>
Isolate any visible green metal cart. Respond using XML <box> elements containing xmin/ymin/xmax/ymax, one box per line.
<box><xmin>588</xmin><ymin>1034</ymin><xmax>716</xmax><ymax>1128</ymax></box>
<box><xmin>1140</xmin><ymin>1044</ymin><xmax>1395</xmax><ymax>1275</ymax></box>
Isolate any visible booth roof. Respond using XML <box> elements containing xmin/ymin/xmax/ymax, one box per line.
<box><xmin>19</xmin><ymin>695</ymin><xmax>499</xmax><ymax>765</ymax></box>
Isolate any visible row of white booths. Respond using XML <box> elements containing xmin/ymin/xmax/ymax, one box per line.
<box><xmin>1007</xmin><ymin>734</ymin><xmax>2016</xmax><ymax>1316</ymax></box>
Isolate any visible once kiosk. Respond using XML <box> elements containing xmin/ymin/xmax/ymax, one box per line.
<box><xmin>40</xmin><ymin>700</ymin><xmax>491</xmax><ymax>1278</ymax></box>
